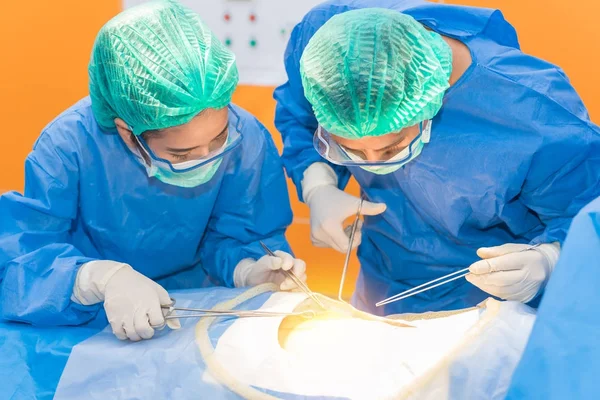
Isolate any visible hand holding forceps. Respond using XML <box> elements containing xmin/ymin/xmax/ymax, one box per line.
<box><xmin>376</xmin><ymin>244</ymin><xmax>542</xmax><ymax>308</ymax></box>
<box><xmin>259</xmin><ymin>241</ymin><xmax>326</xmax><ymax>309</ymax></box>
<box><xmin>151</xmin><ymin>298</ymin><xmax>316</xmax><ymax>329</ymax></box>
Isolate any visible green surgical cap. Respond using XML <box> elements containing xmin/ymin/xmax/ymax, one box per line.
<box><xmin>89</xmin><ymin>0</ymin><xmax>238</xmax><ymax>135</ymax></box>
<box><xmin>300</xmin><ymin>8</ymin><xmax>452</xmax><ymax>139</ymax></box>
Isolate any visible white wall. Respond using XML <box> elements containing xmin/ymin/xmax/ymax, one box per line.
<box><xmin>124</xmin><ymin>0</ymin><xmax>324</xmax><ymax>86</ymax></box>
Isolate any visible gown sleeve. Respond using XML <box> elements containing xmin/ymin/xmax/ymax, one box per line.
<box><xmin>198</xmin><ymin>117</ymin><xmax>295</xmax><ymax>287</ymax></box>
<box><xmin>519</xmin><ymin>93</ymin><xmax>600</xmax><ymax>245</ymax></box>
<box><xmin>273</xmin><ymin>19</ymin><xmax>352</xmax><ymax>201</ymax></box>
<box><xmin>0</xmin><ymin>131</ymin><xmax>100</xmax><ymax>326</ymax></box>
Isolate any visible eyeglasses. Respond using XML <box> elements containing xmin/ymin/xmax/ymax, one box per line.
<box><xmin>313</xmin><ymin>120</ymin><xmax>431</xmax><ymax>167</ymax></box>
<box><xmin>134</xmin><ymin>105</ymin><xmax>243</xmax><ymax>173</ymax></box>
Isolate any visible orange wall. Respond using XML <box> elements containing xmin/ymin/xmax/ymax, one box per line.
<box><xmin>0</xmin><ymin>0</ymin><xmax>122</xmax><ymax>191</ymax></box>
<box><xmin>1</xmin><ymin>1</ymin><xmax>599</xmax><ymax>297</ymax></box>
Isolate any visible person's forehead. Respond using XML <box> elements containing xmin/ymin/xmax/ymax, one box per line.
<box><xmin>333</xmin><ymin>130</ymin><xmax>409</xmax><ymax>150</ymax></box>
<box><xmin>186</xmin><ymin>108</ymin><xmax>228</xmax><ymax>129</ymax></box>
<box><xmin>147</xmin><ymin>108</ymin><xmax>228</xmax><ymax>146</ymax></box>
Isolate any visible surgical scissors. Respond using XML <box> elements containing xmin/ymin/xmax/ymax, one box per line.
<box><xmin>151</xmin><ymin>298</ymin><xmax>317</xmax><ymax>329</ymax></box>
<box><xmin>259</xmin><ymin>241</ymin><xmax>326</xmax><ymax>309</ymax></box>
<box><xmin>376</xmin><ymin>243</ymin><xmax>542</xmax><ymax>308</ymax></box>
<box><xmin>339</xmin><ymin>198</ymin><xmax>364</xmax><ymax>302</ymax></box>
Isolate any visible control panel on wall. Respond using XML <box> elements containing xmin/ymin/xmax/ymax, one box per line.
<box><xmin>123</xmin><ymin>0</ymin><xmax>324</xmax><ymax>86</ymax></box>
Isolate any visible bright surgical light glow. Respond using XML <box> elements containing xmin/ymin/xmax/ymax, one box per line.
<box><xmin>273</xmin><ymin>298</ymin><xmax>480</xmax><ymax>399</ymax></box>
<box><xmin>211</xmin><ymin>293</ymin><xmax>481</xmax><ymax>399</ymax></box>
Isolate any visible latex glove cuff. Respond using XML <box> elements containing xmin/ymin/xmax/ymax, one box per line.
<box><xmin>233</xmin><ymin>258</ymin><xmax>257</xmax><ymax>288</ymax></box>
<box><xmin>301</xmin><ymin>162</ymin><xmax>339</xmax><ymax>204</ymax></box>
<box><xmin>71</xmin><ymin>260</ymin><xmax>132</xmax><ymax>305</ymax></box>
<box><xmin>532</xmin><ymin>242</ymin><xmax>561</xmax><ymax>277</ymax></box>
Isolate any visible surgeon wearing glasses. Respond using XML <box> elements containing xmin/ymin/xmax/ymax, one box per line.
<box><xmin>0</xmin><ymin>1</ymin><xmax>306</xmax><ymax>341</ymax></box>
<box><xmin>274</xmin><ymin>2</ymin><xmax>600</xmax><ymax>315</ymax></box>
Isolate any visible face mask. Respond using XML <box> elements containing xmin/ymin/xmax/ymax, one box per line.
<box><xmin>148</xmin><ymin>158</ymin><xmax>223</xmax><ymax>187</ymax></box>
<box><xmin>132</xmin><ymin>135</ymin><xmax>229</xmax><ymax>188</ymax></box>
<box><xmin>346</xmin><ymin>122</ymin><xmax>431</xmax><ymax>175</ymax></box>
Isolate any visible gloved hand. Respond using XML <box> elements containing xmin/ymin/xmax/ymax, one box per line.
<box><xmin>234</xmin><ymin>250</ymin><xmax>307</xmax><ymax>290</ymax></box>
<box><xmin>71</xmin><ymin>261</ymin><xmax>180</xmax><ymax>341</ymax></box>
<box><xmin>466</xmin><ymin>242</ymin><xmax>561</xmax><ymax>303</ymax></box>
<box><xmin>302</xmin><ymin>162</ymin><xmax>386</xmax><ymax>253</ymax></box>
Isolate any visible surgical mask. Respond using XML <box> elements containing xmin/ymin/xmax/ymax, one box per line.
<box><xmin>129</xmin><ymin>106</ymin><xmax>243</xmax><ymax>188</ymax></box>
<box><xmin>341</xmin><ymin>121</ymin><xmax>432</xmax><ymax>175</ymax></box>
<box><xmin>149</xmin><ymin>158</ymin><xmax>224</xmax><ymax>187</ymax></box>
<box><xmin>132</xmin><ymin>137</ymin><xmax>228</xmax><ymax>188</ymax></box>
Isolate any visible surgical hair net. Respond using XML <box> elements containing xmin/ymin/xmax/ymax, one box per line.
<box><xmin>300</xmin><ymin>8</ymin><xmax>452</xmax><ymax>139</ymax></box>
<box><xmin>89</xmin><ymin>0</ymin><xmax>239</xmax><ymax>135</ymax></box>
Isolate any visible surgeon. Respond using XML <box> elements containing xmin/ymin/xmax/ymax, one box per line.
<box><xmin>0</xmin><ymin>0</ymin><xmax>307</xmax><ymax>341</ymax></box>
<box><xmin>274</xmin><ymin>0</ymin><xmax>600</xmax><ymax>315</ymax></box>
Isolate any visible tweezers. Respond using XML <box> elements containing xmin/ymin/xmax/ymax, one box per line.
<box><xmin>339</xmin><ymin>197</ymin><xmax>364</xmax><ymax>302</ymax></box>
<box><xmin>376</xmin><ymin>244</ymin><xmax>542</xmax><ymax>308</ymax></box>
<box><xmin>259</xmin><ymin>241</ymin><xmax>326</xmax><ymax>309</ymax></box>
<box><xmin>151</xmin><ymin>298</ymin><xmax>316</xmax><ymax>329</ymax></box>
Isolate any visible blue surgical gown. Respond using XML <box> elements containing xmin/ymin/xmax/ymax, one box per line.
<box><xmin>506</xmin><ymin>196</ymin><xmax>600</xmax><ymax>399</ymax></box>
<box><xmin>274</xmin><ymin>0</ymin><xmax>600</xmax><ymax>315</ymax></box>
<box><xmin>0</xmin><ymin>98</ymin><xmax>293</xmax><ymax>326</ymax></box>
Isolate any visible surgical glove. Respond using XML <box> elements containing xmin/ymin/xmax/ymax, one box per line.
<box><xmin>234</xmin><ymin>251</ymin><xmax>307</xmax><ymax>291</ymax></box>
<box><xmin>466</xmin><ymin>242</ymin><xmax>561</xmax><ymax>303</ymax></box>
<box><xmin>302</xmin><ymin>162</ymin><xmax>386</xmax><ymax>253</ymax></box>
<box><xmin>71</xmin><ymin>260</ymin><xmax>180</xmax><ymax>341</ymax></box>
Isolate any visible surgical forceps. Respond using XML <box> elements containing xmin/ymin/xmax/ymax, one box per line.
<box><xmin>151</xmin><ymin>298</ymin><xmax>316</xmax><ymax>329</ymax></box>
<box><xmin>259</xmin><ymin>241</ymin><xmax>326</xmax><ymax>309</ymax></box>
<box><xmin>339</xmin><ymin>198</ymin><xmax>364</xmax><ymax>302</ymax></box>
<box><xmin>376</xmin><ymin>244</ymin><xmax>542</xmax><ymax>308</ymax></box>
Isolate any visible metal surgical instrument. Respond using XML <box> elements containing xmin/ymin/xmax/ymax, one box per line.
<box><xmin>376</xmin><ymin>244</ymin><xmax>542</xmax><ymax>308</ymax></box>
<box><xmin>151</xmin><ymin>298</ymin><xmax>316</xmax><ymax>329</ymax></box>
<box><xmin>259</xmin><ymin>241</ymin><xmax>326</xmax><ymax>309</ymax></box>
<box><xmin>339</xmin><ymin>198</ymin><xmax>364</xmax><ymax>302</ymax></box>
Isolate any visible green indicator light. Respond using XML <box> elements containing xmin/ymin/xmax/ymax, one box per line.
<box><xmin>249</xmin><ymin>39</ymin><xmax>257</xmax><ymax>47</ymax></box>
<box><xmin>225</xmin><ymin>38</ymin><xmax>232</xmax><ymax>47</ymax></box>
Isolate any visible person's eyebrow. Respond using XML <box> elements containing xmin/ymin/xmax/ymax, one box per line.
<box><xmin>165</xmin><ymin>123</ymin><xmax>228</xmax><ymax>153</ymax></box>
<box><xmin>165</xmin><ymin>145</ymin><xmax>201</xmax><ymax>153</ymax></box>
<box><xmin>373</xmin><ymin>134</ymin><xmax>406</xmax><ymax>152</ymax></box>
<box><xmin>213</xmin><ymin>124</ymin><xmax>228</xmax><ymax>139</ymax></box>
<box><xmin>341</xmin><ymin>133</ymin><xmax>406</xmax><ymax>152</ymax></box>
